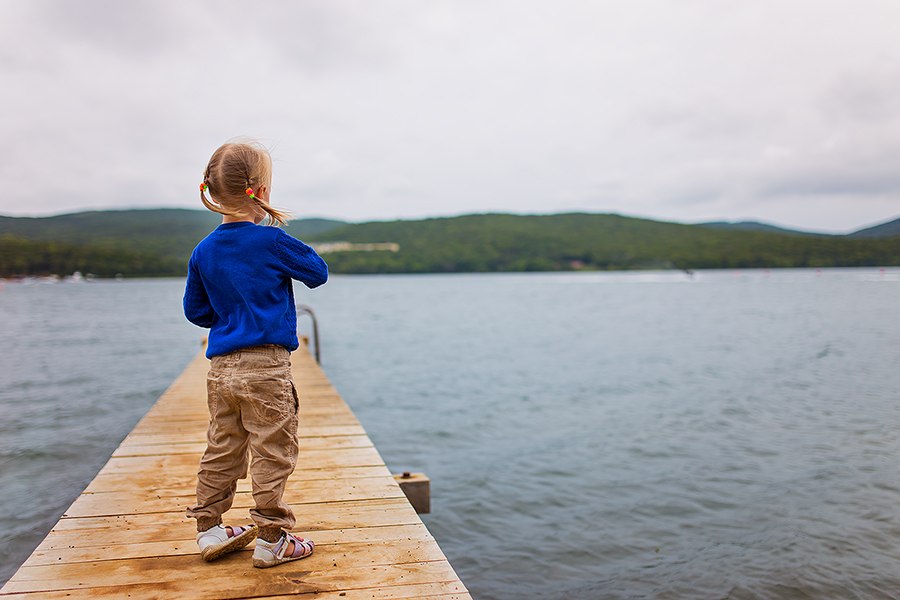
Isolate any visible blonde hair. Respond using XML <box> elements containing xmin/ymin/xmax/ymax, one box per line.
<box><xmin>200</xmin><ymin>141</ymin><xmax>291</xmax><ymax>226</ymax></box>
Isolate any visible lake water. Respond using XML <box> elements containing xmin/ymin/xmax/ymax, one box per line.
<box><xmin>1</xmin><ymin>269</ymin><xmax>899</xmax><ymax>599</ymax></box>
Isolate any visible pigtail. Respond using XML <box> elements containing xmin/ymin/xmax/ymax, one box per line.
<box><xmin>200</xmin><ymin>178</ymin><xmax>244</xmax><ymax>219</ymax></box>
<box><xmin>244</xmin><ymin>170</ymin><xmax>291</xmax><ymax>227</ymax></box>
<box><xmin>252</xmin><ymin>196</ymin><xmax>291</xmax><ymax>227</ymax></box>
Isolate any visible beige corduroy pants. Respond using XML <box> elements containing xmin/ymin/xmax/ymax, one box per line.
<box><xmin>187</xmin><ymin>344</ymin><xmax>299</xmax><ymax>534</ymax></box>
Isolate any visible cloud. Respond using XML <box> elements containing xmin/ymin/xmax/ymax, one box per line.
<box><xmin>37</xmin><ymin>0</ymin><xmax>188</xmax><ymax>59</ymax></box>
<box><xmin>0</xmin><ymin>0</ymin><xmax>899</xmax><ymax>232</ymax></box>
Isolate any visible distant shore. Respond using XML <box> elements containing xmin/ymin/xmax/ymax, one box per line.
<box><xmin>2</xmin><ymin>209</ymin><xmax>898</xmax><ymax>278</ymax></box>
<box><xmin>3</xmin><ymin>265</ymin><xmax>898</xmax><ymax>283</ymax></box>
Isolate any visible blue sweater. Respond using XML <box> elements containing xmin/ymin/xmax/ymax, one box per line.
<box><xmin>183</xmin><ymin>222</ymin><xmax>328</xmax><ymax>358</ymax></box>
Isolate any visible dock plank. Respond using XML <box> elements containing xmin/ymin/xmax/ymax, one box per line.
<box><xmin>2</xmin><ymin>560</ymin><xmax>466</xmax><ymax>598</ymax></box>
<box><xmin>0</xmin><ymin>344</ymin><xmax>468</xmax><ymax>599</ymax></box>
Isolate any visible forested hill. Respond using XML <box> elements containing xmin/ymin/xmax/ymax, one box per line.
<box><xmin>314</xmin><ymin>213</ymin><xmax>900</xmax><ymax>273</ymax></box>
<box><xmin>0</xmin><ymin>210</ymin><xmax>347</xmax><ymax>277</ymax></box>
<box><xmin>0</xmin><ymin>209</ymin><xmax>346</xmax><ymax>261</ymax></box>
<box><xmin>0</xmin><ymin>209</ymin><xmax>898</xmax><ymax>277</ymax></box>
<box><xmin>848</xmin><ymin>217</ymin><xmax>900</xmax><ymax>238</ymax></box>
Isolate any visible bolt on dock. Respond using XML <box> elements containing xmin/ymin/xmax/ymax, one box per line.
<box><xmin>0</xmin><ymin>341</ymin><xmax>470</xmax><ymax>599</ymax></box>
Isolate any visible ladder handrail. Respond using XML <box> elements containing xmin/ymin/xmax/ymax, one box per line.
<box><xmin>295</xmin><ymin>304</ymin><xmax>321</xmax><ymax>364</ymax></box>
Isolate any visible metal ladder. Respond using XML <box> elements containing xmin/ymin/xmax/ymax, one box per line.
<box><xmin>296</xmin><ymin>304</ymin><xmax>321</xmax><ymax>364</ymax></box>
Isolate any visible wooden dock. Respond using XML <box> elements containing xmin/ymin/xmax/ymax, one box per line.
<box><xmin>0</xmin><ymin>343</ymin><xmax>470</xmax><ymax>599</ymax></box>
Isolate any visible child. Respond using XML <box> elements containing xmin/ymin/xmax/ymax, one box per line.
<box><xmin>183</xmin><ymin>140</ymin><xmax>328</xmax><ymax>568</ymax></box>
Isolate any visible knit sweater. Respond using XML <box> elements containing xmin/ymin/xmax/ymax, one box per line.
<box><xmin>183</xmin><ymin>222</ymin><xmax>328</xmax><ymax>358</ymax></box>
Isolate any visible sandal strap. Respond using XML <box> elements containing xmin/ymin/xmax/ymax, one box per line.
<box><xmin>225</xmin><ymin>524</ymin><xmax>254</xmax><ymax>538</ymax></box>
<box><xmin>275</xmin><ymin>533</ymin><xmax>314</xmax><ymax>559</ymax></box>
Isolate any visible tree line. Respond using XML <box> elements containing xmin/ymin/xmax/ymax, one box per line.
<box><xmin>1</xmin><ymin>211</ymin><xmax>898</xmax><ymax>278</ymax></box>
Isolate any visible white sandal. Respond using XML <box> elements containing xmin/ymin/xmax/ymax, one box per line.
<box><xmin>197</xmin><ymin>524</ymin><xmax>258</xmax><ymax>562</ymax></box>
<box><xmin>252</xmin><ymin>531</ymin><xmax>315</xmax><ymax>568</ymax></box>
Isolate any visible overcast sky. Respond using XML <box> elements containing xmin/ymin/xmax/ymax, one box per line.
<box><xmin>1</xmin><ymin>1</ymin><xmax>898</xmax><ymax>232</ymax></box>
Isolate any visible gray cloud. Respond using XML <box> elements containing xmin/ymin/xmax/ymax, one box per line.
<box><xmin>1</xmin><ymin>0</ymin><xmax>899</xmax><ymax>232</ymax></box>
<box><xmin>37</xmin><ymin>0</ymin><xmax>187</xmax><ymax>59</ymax></box>
<box><xmin>760</xmin><ymin>147</ymin><xmax>900</xmax><ymax>198</ymax></box>
<box><xmin>819</xmin><ymin>62</ymin><xmax>900</xmax><ymax>125</ymax></box>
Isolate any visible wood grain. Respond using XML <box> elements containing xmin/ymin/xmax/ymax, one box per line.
<box><xmin>0</xmin><ymin>344</ymin><xmax>468</xmax><ymax>599</ymax></box>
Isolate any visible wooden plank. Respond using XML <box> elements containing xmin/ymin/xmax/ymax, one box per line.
<box><xmin>128</xmin><ymin>412</ymin><xmax>362</xmax><ymax>434</ymax></box>
<box><xmin>27</xmin><ymin>527</ymin><xmax>442</xmax><ymax>567</ymax></box>
<box><xmin>139</xmin><ymin>401</ymin><xmax>358</xmax><ymax>420</ymax></box>
<box><xmin>0</xmin><ymin>585</ymin><xmax>471</xmax><ymax>600</ymax></box>
<box><xmin>118</xmin><ymin>424</ymin><xmax>368</xmax><ymax>446</ymax></box>
<box><xmin>65</xmin><ymin>478</ymin><xmax>407</xmax><ymax>518</ymax></box>
<box><xmin>77</xmin><ymin>466</ymin><xmax>393</xmax><ymax>497</ymax></box>
<box><xmin>96</xmin><ymin>446</ymin><xmax>387</xmax><ymax>478</ymax></box>
<box><xmin>0</xmin><ymin>344</ymin><xmax>468</xmax><ymax>599</ymax></box>
<box><xmin>112</xmin><ymin>434</ymin><xmax>373</xmax><ymax>457</ymax></box>
<box><xmin>110</xmin><ymin>457</ymin><xmax>387</xmax><ymax>477</ymax></box>
<box><xmin>86</xmin><ymin>473</ymin><xmax>402</xmax><ymax>502</ymax></box>
<box><xmin>2</xmin><ymin>560</ymin><xmax>464</xmax><ymax>598</ymax></box>
<box><xmin>50</xmin><ymin>498</ymin><xmax>423</xmax><ymax>536</ymax></box>
<box><xmin>32</xmin><ymin>524</ymin><xmax>435</xmax><ymax>562</ymax></box>
<box><xmin>37</xmin><ymin>498</ymin><xmax>424</xmax><ymax>563</ymax></box>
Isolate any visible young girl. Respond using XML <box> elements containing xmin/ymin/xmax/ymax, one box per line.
<box><xmin>183</xmin><ymin>141</ymin><xmax>328</xmax><ymax>568</ymax></box>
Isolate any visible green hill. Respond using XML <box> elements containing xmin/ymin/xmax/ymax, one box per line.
<box><xmin>313</xmin><ymin>212</ymin><xmax>900</xmax><ymax>273</ymax></box>
<box><xmin>0</xmin><ymin>209</ymin><xmax>347</xmax><ymax>277</ymax></box>
<box><xmin>698</xmin><ymin>221</ymin><xmax>821</xmax><ymax>236</ymax></box>
<box><xmin>0</xmin><ymin>209</ymin><xmax>219</xmax><ymax>267</ymax></box>
<box><xmin>0</xmin><ymin>209</ymin><xmax>346</xmax><ymax>262</ymax></box>
<box><xmin>848</xmin><ymin>216</ymin><xmax>900</xmax><ymax>239</ymax></box>
<box><xmin>0</xmin><ymin>209</ymin><xmax>897</xmax><ymax>277</ymax></box>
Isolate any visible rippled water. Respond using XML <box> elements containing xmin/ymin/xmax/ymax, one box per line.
<box><xmin>1</xmin><ymin>269</ymin><xmax>899</xmax><ymax>599</ymax></box>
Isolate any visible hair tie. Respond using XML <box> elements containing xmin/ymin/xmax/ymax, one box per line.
<box><xmin>200</xmin><ymin>182</ymin><xmax>208</xmax><ymax>192</ymax></box>
<box><xmin>245</xmin><ymin>187</ymin><xmax>256</xmax><ymax>200</ymax></box>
